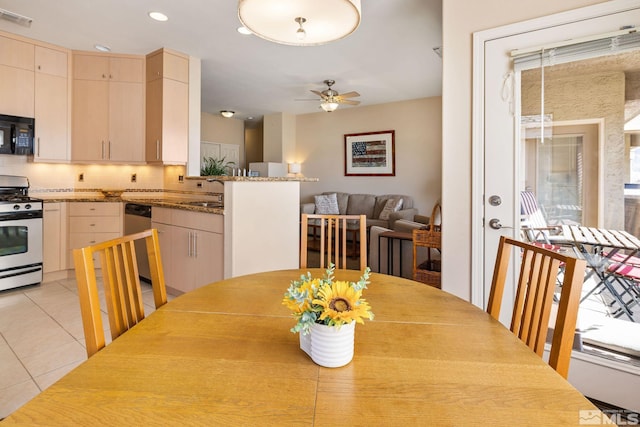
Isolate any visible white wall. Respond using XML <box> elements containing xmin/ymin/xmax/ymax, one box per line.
<box><xmin>442</xmin><ymin>0</ymin><xmax>606</xmax><ymax>300</ymax></box>
<box><xmin>296</xmin><ymin>97</ymin><xmax>441</xmax><ymax>217</ymax></box>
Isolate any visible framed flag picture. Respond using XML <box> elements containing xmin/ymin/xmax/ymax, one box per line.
<box><xmin>344</xmin><ymin>130</ymin><xmax>395</xmax><ymax>176</ymax></box>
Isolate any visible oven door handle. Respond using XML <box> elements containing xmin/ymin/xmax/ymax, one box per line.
<box><xmin>0</xmin><ymin>211</ymin><xmax>43</xmax><ymax>221</ymax></box>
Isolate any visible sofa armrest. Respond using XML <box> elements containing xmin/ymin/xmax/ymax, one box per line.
<box><xmin>388</xmin><ymin>208</ymin><xmax>418</xmax><ymax>229</ymax></box>
<box><xmin>393</xmin><ymin>219</ymin><xmax>428</xmax><ymax>233</ymax></box>
<box><xmin>413</xmin><ymin>214</ymin><xmax>430</xmax><ymax>225</ymax></box>
<box><xmin>301</xmin><ymin>203</ymin><xmax>315</xmax><ymax>214</ymax></box>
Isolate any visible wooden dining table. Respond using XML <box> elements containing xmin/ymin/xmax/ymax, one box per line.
<box><xmin>4</xmin><ymin>269</ymin><xmax>603</xmax><ymax>426</ymax></box>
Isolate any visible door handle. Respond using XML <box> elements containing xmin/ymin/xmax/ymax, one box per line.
<box><xmin>489</xmin><ymin>218</ymin><xmax>513</xmax><ymax>230</ymax></box>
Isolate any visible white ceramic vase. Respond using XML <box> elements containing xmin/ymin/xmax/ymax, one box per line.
<box><xmin>299</xmin><ymin>321</ymin><xmax>355</xmax><ymax>368</ymax></box>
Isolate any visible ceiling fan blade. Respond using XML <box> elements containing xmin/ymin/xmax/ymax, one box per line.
<box><xmin>337</xmin><ymin>91</ymin><xmax>360</xmax><ymax>99</ymax></box>
<box><xmin>339</xmin><ymin>99</ymin><xmax>360</xmax><ymax>105</ymax></box>
<box><xmin>310</xmin><ymin>90</ymin><xmax>328</xmax><ymax>99</ymax></box>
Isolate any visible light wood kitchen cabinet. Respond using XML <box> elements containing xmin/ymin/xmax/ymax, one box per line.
<box><xmin>146</xmin><ymin>48</ymin><xmax>188</xmax><ymax>83</ymax></box>
<box><xmin>0</xmin><ymin>34</ymin><xmax>34</xmax><ymax>117</ymax></box>
<box><xmin>72</xmin><ymin>52</ymin><xmax>145</xmax><ymax>162</ymax></box>
<box><xmin>43</xmin><ymin>202</ymin><xmax>67</xmax><ymax>274</ymax></box>
<box><xmin>34</xmin><ymin>45</ymin><xmax>70</xmax><ymax>161</ymax></box>
<box><xmin>151</xmin><ymin>207</ymin><xmax>223</xmax><ymax>294</ymax></box>
<box><xmin>145</xmin><ymin>48</ymin><xmax>189</xmax><ymax>164</ymax></box>
<box><xmin>73</xmin><ymin>54</ymin><xmax>143</xmax><ymax>82</ymax></box>
<box><xmin>67</xmin><ymin>202</ymin><xmax>123</xmax><ymax>269</ymax></box>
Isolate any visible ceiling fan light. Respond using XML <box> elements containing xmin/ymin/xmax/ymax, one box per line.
<box><xmin>238</xmin><ymin>0</ymin><xmax>361</xmax><ymax>46</ymax></box>
<box><xmin>321</xmin><ymin>101</ymin><xmax>339</xmax><ymax>112</ymax></box>
<box><xmin>220</xmin><ymin>110</ymin><xmax>235</xmax><ymax>118</ymax></box>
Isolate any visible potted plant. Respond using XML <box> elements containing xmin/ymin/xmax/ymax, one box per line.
<box><xmin>200</xmin><ymin>156</ymin><xmax>235</xmax><ymax>176</ymax></box>
<box><xmin>282</xmin><ymin>265</ymin><xmax>374</xmax><ymax>367</ymax></box>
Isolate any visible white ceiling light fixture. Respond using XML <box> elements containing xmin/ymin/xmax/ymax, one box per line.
<box><xmin>237</xmin><ymin>0</ymin><xmax>361</xmax><ymax>46</ymax></box>
<box><xmin>148</xmin><ymin>11</ymin><xmax>168</xmax><ymax>22</ymax></box>
<box><xmin>320</xmin><ymin>99</ymin><xmax>339</xmax><ymax>112</ymax></box>
<box><xmin>220</xmin><ymin>110</ymin><xmax>235</xmax><ymax>118</ymax></box>
<box><xmin>94</xmin><ymin>44</ymin><xmax>111</xmax><ymax>52</ymax></box>
<box><xmin>0</xmin><ymin>8</ymin><xmax>33</xmax><ymax>27</ymax></box>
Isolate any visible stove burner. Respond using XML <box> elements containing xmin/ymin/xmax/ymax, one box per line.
<box><xmin>0</xmin><ymin>195</ymin><xmax>32</xmax><ymax>203</ymax></box>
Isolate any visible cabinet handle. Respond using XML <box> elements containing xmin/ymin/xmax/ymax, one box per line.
<box><xmin>156</xmin><ymin>139</ymin><xmax>160</xmax><ymax>160</ymax></box>
<box><xmin>108</xmin><ymin>141</ymin><xmax>112</xmax><ymax>159</ymax></box>
<box><xmin>37</xmin><ymin>65</ymin><xmax>41</xmax><ymax>70</ymax></box>
<box><xmin>102</xmin><ymin>73</ymin><xmax>106</xmax><ymax>79</ymax></box>
<box><xmin>193</xmin><ymin>232</ymin><xmax>198</xmax><ymax>258</ymax></box>
<box><xmin>37</xmin><ymin>137</ymin><xmax>40</xmax><ymax>156</ymax></box>
<box><xmin>101</xmin><ymin>141</ymin><xmax>105</xmax><ymax>159</ymax></box>
<box><xmin>188</xmin><ymin>231</ymin><xmax>192</xmax><ymax>257</ymax></box>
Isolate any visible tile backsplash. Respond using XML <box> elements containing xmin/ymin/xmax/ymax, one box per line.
<box><xmin>0</xmin><ymin>155</ymin><xmax>221</xmax><ymax>193</ymax></box>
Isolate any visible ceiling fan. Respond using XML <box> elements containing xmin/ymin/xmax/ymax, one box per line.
<box><xmin>308</xmin><ymin>80</ymin><xmax>361</xmax><ymax>112</ymax></box>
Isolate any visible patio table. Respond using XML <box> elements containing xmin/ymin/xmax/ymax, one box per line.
<box><xmin>561</xmin><ymin>225</ymin><xmax>640</xmax><ymax>320</ymax></box>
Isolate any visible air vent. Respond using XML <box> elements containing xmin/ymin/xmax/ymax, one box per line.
<box><xmin>0</xmin><ymin>8</ymin><xmax>33</xmax><ymax>27</ymax></box>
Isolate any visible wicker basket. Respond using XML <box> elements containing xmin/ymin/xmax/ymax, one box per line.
<box><xmin>413</xmin><ymin>202</ymin><xmax>441</xmax><ymax>288</ymax></box>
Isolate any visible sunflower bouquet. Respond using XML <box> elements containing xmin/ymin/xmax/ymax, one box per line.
<box><xmin>282</xmin><ymin>264</ymin><xmax>374</xmax><ymax>334</ymax></box>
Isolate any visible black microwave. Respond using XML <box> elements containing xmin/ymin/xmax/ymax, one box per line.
<box><xmin>0</xmin><ymin>114</ymin><xmax>35</xmax><ymax>155</ymax></box>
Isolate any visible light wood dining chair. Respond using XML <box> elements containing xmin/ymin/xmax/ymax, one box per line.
<box><xmin>487</xmin><ymin>236</ymin><xmax>586</xmax><ymax>378</ymax></box>
<box><xmin>73</xmin><ymin>228</ymin><xmax>168</xmax><ymax>357</ymax></box>
<box><xmin>301</xmin><ymin>214</ymin><xmax>367</xmax><ymax>271</ymax></box>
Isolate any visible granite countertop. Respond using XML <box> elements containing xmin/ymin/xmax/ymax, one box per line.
<box><xmin>36</xmin><ymin>193</ymin><xmax>224</xmax><ymax>214</ymax></box>
<box><xmin>189</xmin><ymin>176</ymin><xmax>319</xmax><ymax>182</ymax></box>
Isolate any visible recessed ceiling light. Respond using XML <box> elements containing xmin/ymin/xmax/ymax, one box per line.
<box><xmin>237</xmin><ymin>26</ymin><xmax>252</xmax><ymax>35</ymax></box>
<box><xmin>94</xmin><ymin>44</ymin><xmax>111</xmax><ymax>52</ymax></box>
<box><xmin>148</xmin><ymin>11</ymin><xmax>168</xmax><ymax>22</ymax></box>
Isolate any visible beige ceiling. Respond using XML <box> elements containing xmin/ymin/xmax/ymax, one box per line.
<box><xmin>0</xmin><ymin>0</ymin><xmax>443</xmax><ymax>122</ymax></box>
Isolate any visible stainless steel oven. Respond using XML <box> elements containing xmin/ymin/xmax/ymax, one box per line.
<box><xmin>0</xmin><ymin>175</ymin><xmax>43</xmax><ymax>291</ymax></box>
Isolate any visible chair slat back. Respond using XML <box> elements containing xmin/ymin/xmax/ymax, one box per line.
<box><xmin>487</xmin><ymin>236</ymin><xmax>586</xmax><ymax>378</ymax></box>
<box><xmin>301</xmin><ymin>214</ymin><xmax>367</xmax><ymax>271</ymax></box>
<box><xmin>73</xmin><ymin>228</ymin><xmax>167</xmax><ymax>357</ymax></box>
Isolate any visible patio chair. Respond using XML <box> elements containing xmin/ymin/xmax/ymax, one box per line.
<box><xmin>520</xmin><ymin>191</ymin><xmax>570</xmax><ymax>248</ymax></box>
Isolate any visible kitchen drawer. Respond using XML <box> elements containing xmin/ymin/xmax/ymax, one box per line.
<box><xmin>171</xmin><ymin>209</ymin><xmax>223</xmax><ymax>233</ymax></box>
<box><xmin>71</xmin><ymin>216</ymin><xmax>122</xmax><ymax>233</ymax></box>
<box><xmin>69</xmin><ymin>232</ymin><xmax>121</xmax><ymax>250</ymax></box>
<box><xmin>69</xmin><ymin>202</ymin><xmax>122</xmax><ymax>216</ymax></box>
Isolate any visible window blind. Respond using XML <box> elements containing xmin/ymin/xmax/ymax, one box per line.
<box><xmin>512</xmin><ymin>28</ymin><xmax>640</xmax><ymax>71</ymax></box>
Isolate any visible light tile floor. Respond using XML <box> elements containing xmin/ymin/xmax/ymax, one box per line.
<box><xmin>0</xmin><ymin>276</ymin><xmax>168</xmax><ymax>418</ymax></box>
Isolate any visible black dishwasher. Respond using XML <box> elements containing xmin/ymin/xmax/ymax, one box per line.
<box><xmin>124</xmin><ymin>203</ymin><xmax>152</xmax><ymax>282</ymax></box>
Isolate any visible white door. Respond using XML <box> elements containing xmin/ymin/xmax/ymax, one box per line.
<box><xmin>479</xmin><ymin>3</ymin><xmax>640</xmax><ymax>314</ymax></box>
